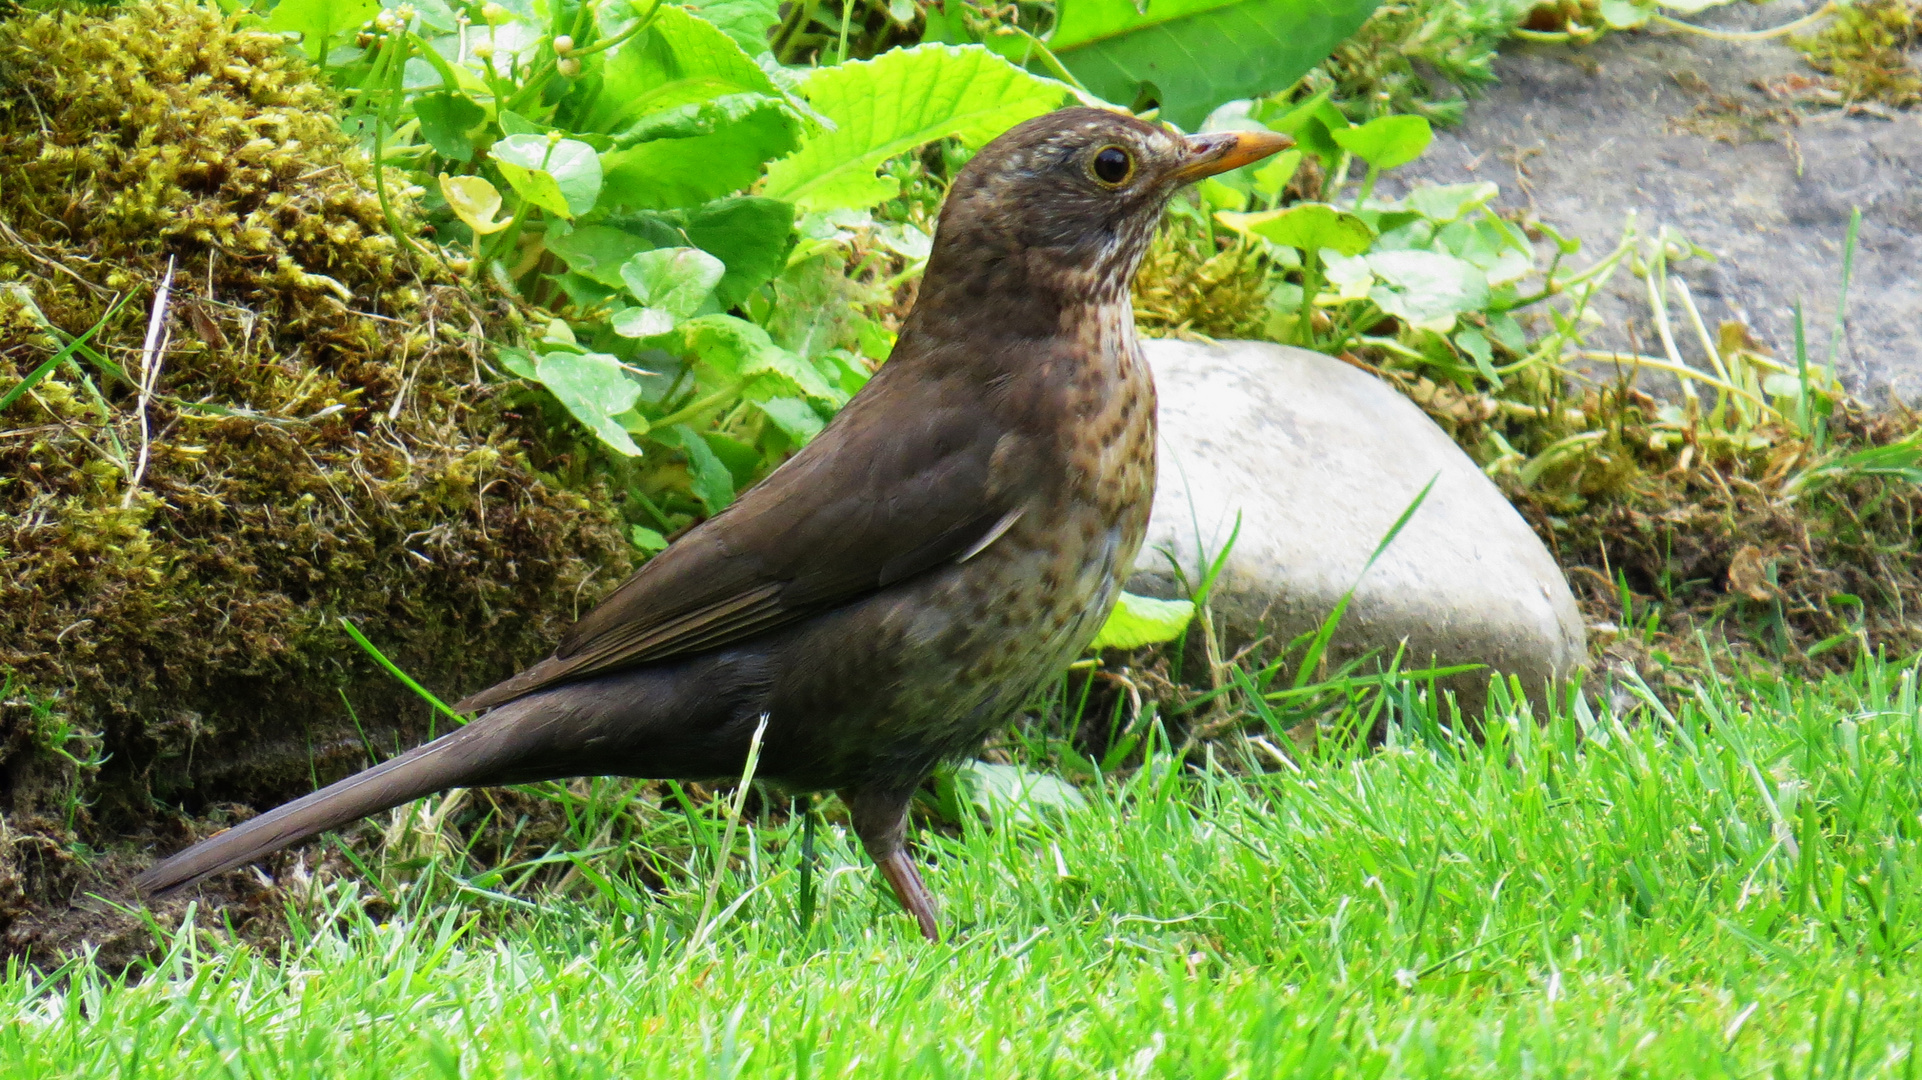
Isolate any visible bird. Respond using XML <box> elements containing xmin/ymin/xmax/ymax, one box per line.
<box><xmin>134</xmin><ymin>107</ymin><xmax>1292</xmax><ymax>940</ymax></box>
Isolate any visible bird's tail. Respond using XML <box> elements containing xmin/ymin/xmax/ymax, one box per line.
<box><xmin>134</xmin><ymin>706</ymin><xmax>531</xmax><ymax>898</ymax></box>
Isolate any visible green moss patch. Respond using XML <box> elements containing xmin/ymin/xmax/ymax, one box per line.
<box><xmin>0</xmin><ymin>0</ymin><xmax>630</xmax><ymax>954</ymax></box>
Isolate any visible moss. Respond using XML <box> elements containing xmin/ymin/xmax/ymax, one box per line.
<box><xmin>1132</xmin><ymin>219</ymin><xmax>1274</xmax><ymax>341</ymax></box>
<box><xmin>0</xmin><ymin>0</ymin><xmax>631</xmax><ymax>947</ymax></box>
<box><xmin>1789</xmin><ymin>0</ymin><xmax>1922</xmax><ymax>108</ymax></box>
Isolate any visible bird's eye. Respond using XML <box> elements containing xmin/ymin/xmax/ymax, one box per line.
<box><xmin>1089</xmin><ymin>145</ymin><xmax>1134</xmax><ymax>186</ymax></box>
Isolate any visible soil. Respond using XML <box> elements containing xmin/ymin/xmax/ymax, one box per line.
<box><xmin>1387</xmin><ymin>0</ymin><xmax>1922</xmax><ymax>406</ymax></box>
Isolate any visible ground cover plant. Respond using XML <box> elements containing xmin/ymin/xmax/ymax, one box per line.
<box><xmin>8</xmin><ymin>653</ymin><xmax>1922</xmax><ymax>1075</ymax></box>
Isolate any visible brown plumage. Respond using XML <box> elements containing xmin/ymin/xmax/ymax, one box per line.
<box><xmin>134</xmin><ymin>108</ymin><xmax>1291</xmax><ymax>939</ymax></box>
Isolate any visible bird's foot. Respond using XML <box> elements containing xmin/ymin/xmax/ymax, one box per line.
<box><xmin>877</xmin><ymin>850</ymin><xmax>940</xmax><ymax>942</ymax></box>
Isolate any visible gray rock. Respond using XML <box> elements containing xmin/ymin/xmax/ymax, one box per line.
<box><xmin>1387</xmin><ymin>4</ymin><xmax>1922</xmax><ymax>405</ymax></box>
<box><xmin>1129</xmin><ymin>338</ymin><xmax>1589</xmax><ymax>712</ymax></box>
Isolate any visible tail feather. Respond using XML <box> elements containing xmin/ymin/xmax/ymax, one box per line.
<box><xmin>135</xmin><ymin>715</ymin><xmax>514</xmax><ymax>897</ymax></box>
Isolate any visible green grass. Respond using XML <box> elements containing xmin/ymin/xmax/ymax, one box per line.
<box><xmin>10</xmin><ymin>654</ymin><xmax>1922</xmax><ymax>1077</ymax></box>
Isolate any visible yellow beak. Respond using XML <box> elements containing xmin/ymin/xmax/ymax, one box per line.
<box><xmin>1171</xmin><ymin>129</ymin><xmax>1295</xmax><ymax>183</ymax></box>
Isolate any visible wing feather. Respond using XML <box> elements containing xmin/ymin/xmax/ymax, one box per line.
<box><xmin>453</xmin><ymin>358</ymin><xmax>1041</xmax><ymax>714</ymax></box>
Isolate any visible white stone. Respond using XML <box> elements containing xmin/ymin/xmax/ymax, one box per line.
<box><xmin>1130</xmin><ymin>338</ymin><xmax>1589</xmax><ymax>712</ymax></box>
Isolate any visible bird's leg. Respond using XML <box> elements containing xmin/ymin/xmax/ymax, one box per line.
<box><xmin>840</xmin><ymin>785</ymin><xmax>940</xmax><ymax>941</ymax></box>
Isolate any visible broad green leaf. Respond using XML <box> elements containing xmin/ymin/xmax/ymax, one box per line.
<box><xmin>579</xmin><ymin>5</ymin><xmax>776</xmax><ymax>135</ymax></box>
<box><xmin>1091</xmin><ymin>592</ymin><xmax>1196</xmax><ymax>651</ymax></box>
<box><xmin>611</xmin><ymin>307</ymin><xmax>677</xmax><ymax>339</ymax></box>
<box><xmin>1250</xmin><ymin>149</ymin><xmax>1302</xmax><ymax>201</ymax></box>
<box><xmin>939</xmin><ymin>761</ymin><xmax>1087</xmax><ymax>827</ymax></box>
<box><xmin>1366</xmin><ymin>249</ymin><xmax>1490</xmax><ymax>333</ymax></box>
<box><xmin>546</xmin><ymin>225</ymin><xmax>660</xmax><ymax>286</ymax></box>
<box><xmin>1331</xmin><ymin>114</ymin><xmax>1432</xmax><ymax>171</ymax></box>
<box><xmin>611</xmin><ymin>248</ymin><xmax>726</xmax><ymax>337</ymax></box>
<box><xmin>1216</xmin><ymin>203</ymin><xmax>1374</xmax><ymax>256</ymax></box>
<box><xmin>1599</xmin><ymin>0</ymin><xmax>1653</xmax><ymax>27</ymax></box>
<box><xmin>681</xmin><ymin>0</ymin><xmax>782</xmax><ymax>55</ymax></box>
<box><xmin>1405</xmin><ymin>182</ymin><xmax>1499</xmax><ymax>225</ymax></box>
<box><xmin>619</xmin><ymin>248</ymin><xmax>726</xmax><ymax>317</ymax></box>
<box><xmin>535</xmin><ymin>352</ymin><xmax>644</xmax><ymax>456</ymax></box>
<box><xmin>1436</xmin><ymin>218</ymin><xmax>1533</xmax><ymax>287</ymax></box>
<box><xmin>659</xmin><ymin>424</ymin><xmax>737</xmax><ymax>512</ymax></box>
<box><xmin>439</xmin><ymin>174</ymin><xmax>512</xmax><ymax>234</ymax></box>
<box><xmin>762</xmin><ymin>45</ymin><xmax>1070</xmax><ymax>212</ymax></box>
<box><xmin>664</xmin><ymin>197</ymin><xmax>796</xmax><ymax>307</ymax></box>
<box><xmin>630</xmin><ymin>525</ymin><xmax>670</xmax><ymax>553</ymax></box>
<box><xmin>1048</xmin><ymin>0</ymin><xmax>1379</xmax><ymax>130</ymax></box>
<box><xmin>495</xmin><ymin>345</ymin><xmax>539</xmax><ymax>379</ymax></box>
<box><xmin>492</xmin><ymin>135</ymin><xmax>602</xmax><ymax>218</ymax></box>
<box><xmin>414</xmin><ymin>92</ymin><xmax>486</xmax><ymax>161</ymax></box>
<box><xmin>1258</xmin><ymin>90</ymin><xmax>1347</xmax><ymax>164</ymax></box>
<box><xmin>600</xmin><ymin>108</ymin><xmax>801</xmax><ymax>209</ymax></box>
<box><xmin>266</xmin><ymin>0</ymin><xmax>378</xmax><ymax>66</ymax></box>
<box><xmin>599</xmin><ymin>198</ymin><xmax>796</xmax><ymax>305</ymax></box>
<box><xmin>608</xmin><ymin>92</ymin><xmax>786</xmax><ymax>148</ymax></box>
<box><xmin>1321</xmin><ymin>251</ymin><xmax>1374</xmax><ymax>300</ymax></box>
<box><xmin>1454</xmin><ymin>327</ymin><xmax>1498</xmax><ymax>382</ymax></box>
<box><xmin>672</xmin><ymin>314</ymin><xmax>841</xmax><ymax>403</ymax></box>
<box><xmin>754</xmin><ymin>396</ymin><xmax>825</xmax><ymax>444</ymax></box>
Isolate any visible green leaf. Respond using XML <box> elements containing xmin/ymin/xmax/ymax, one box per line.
<box><xmin>607</xmin><ymin>92</ymin><xmax>787</xmax><ymax>148</ymax></box>
<box><xmin>534</xmin><ymin>352</ymin><xmax>644</xmax><ymax>456</ymax></box>
<box><xmin>659</xmin><ymin>424</ymin><xmax>737</xmax><ymax>512</ymax></box>
<box><xmin>1453</xmin><ymin>327</ymin><xmax>1498</xmax><ymax>382</ymax></box>
<box><xmin>495</xmin><ymin>346</ymin><xmax>539</xmax><ymax>379</ymax></box>
<box><xmin>1048</xmin><ymin>0</ymin><xmax>1380</xmax><ymax>130</ymax></box>
<box><xmin>1404</xmin><ymin>182</ymin><xmax>1499</xmax><ymax>225</ymax></box>
<box><xmin>1259</xmin><ymin>90</ymin><xmax>1348</xmax><ymax>164</ymax></box>
<box><xmin>439</xmin><ymin>174</ymin><xmax>512</xmax><ymax>235</ymax></box>
<box><xmin>681</xmin><ymin>0</ymin><xmax>783</xmax><ymax>55</ymax></box>
<box><xmin>596</xmin><ymin>198</ymin><xmax>796</xmax><ymax>305</ymax></box>
<box><xmin>265</xmin><ymin>0</ymin><xmax>378</xmax><ymax>66</ymax></box>
<box><xmin>762</xmin><ymin>45</ymin><xmax>1070</xmax><ymax>212</ymax></box>
<box><xmin>663</xmin><ymin>197</ymin><xmax>796</xmax><ymax>307</ymax></box>
<box><xmin>546</xmin><ymin>225</ymin><xmax>661</xmax><ymax>287</ymax></box>
<box><xmin>414</xmin><ymin>91</ymin><xmax>486</xmax><ymax>162</ymax></box>
<box><xmin>630</xmin><ymin>525</ymin><xmax>670</xmax><ymax>553</ymax></box>
<box><xmin>578</xmin><ymin>5</ymin><xmax>777</xmax><ymax>135</ymax></box>
<box><xmin>938</xmin><ymin>761</ymin><xmax>1088</xmax><ymax>827</ymax></box>
<box><xmin>754</xmin><ymin>396</ymin><xmax>825</xmax><ymax>444</ymax></box>
<box><xmin>492</xmin><ymin>135</ymin><xmax>603</xmax><ymax>219</ymax></box>
<box><xmin>1599</xmin><ymin>0</ymin><xmax>1653</xmax><ymax>25</ymax></box>
<box><xmin>1366</xmin><ymin>249</ymin><xmax>1490</xmax><ymax>333</ymax></box>
<box><xmin>1091</xmin><ymin>591</ymin><xmax>1196</xmax><ymax>651</ymax></box>
<box><xmin>672</xmin><ymin>314</ymin><xmax>842</xmax><ymax>403</ymax></box>
<box><xmin>1330</xmin><ymin>114</ymin><xmax>1432</xmax><ymax>171</ymax></box>
<box><xmin>620</xmin><ymin>248</ymin><xmax>726</xmax><ymax>317</ymax></box>
<box><xmin>611</xmin><ymin>248</ymin><xmax>726</xmax><ymax>337</ymax></box>
<box><xmin>1216</xmin><ymin>203</ymin><xmax>1374</xmax><ymax>256</ymax></box>
<box><xmin>1250</xmin><ymin>149</ymin><xmax>1301</xmax><ymax>201</ymax></box>
<box><xmin>600</xmin><ymin>108</ymin><xmax>801</xmax><ymax>210</ymax></box>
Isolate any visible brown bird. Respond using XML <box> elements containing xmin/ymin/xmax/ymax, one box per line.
<box><xmin>134</xmin><ymin>108</ymin><xmax>1290</xmax><ymax>939</ymax></box>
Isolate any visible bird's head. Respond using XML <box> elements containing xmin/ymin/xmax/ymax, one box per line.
<box><xmin>916</xmin><ymin>107</ymin><xmax>1293</xmax><ymax>319</ymax></box>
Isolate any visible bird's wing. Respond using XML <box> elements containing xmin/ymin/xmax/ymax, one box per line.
<box><xmin>455</xmin><ymin>360</ymin><xmax>1037</xmax><ymax>713</ymax></box>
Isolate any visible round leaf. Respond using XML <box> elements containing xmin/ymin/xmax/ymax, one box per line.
<box><xmin>618</xmin><ymin>248</ymin><xmax>726</xmax><ymax>319</ymax></box>
<box><xmin>1366</xmin><ymin>250</ymin><xmax>1490</xmax><ymax>333</ymax></box>
<box><xmin>492</xmin><ymin>135</ymin><xmax>603</xmax><ymax>219</ymax></box>
<box><xmin>1217</xmin><ymin>203</ymin><xmax>1374</xmax><ymax>256</ymax></box>
<box><xmin>1331</xmin><ymin>115</ymin><xmax>1433</xmax><ymax>171</ymax></box>
<box><xmin>533</xmin><ymin>352</ymin><xmax>644</xmax><ymax>456</ymax></box>
<box><xmin>438</xmin><ymin>174</ymin><xmax>510</xmax><ymax>235</ymax></box>
<box><xmin>1091</xmin><ymin>592</ymin><xmax>1196</xmax><ymax>651</ymax></box>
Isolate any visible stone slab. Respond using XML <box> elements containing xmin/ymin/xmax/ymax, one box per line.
<box><xmin>1130</xmin><ymin>338</ymin><xmax>1589</xmax><ymax>712</ymax></box>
